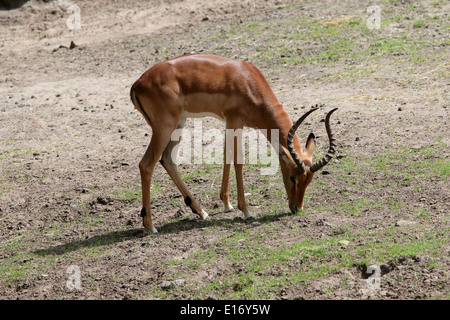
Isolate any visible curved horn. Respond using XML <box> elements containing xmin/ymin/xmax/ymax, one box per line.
<box><xmin>310</xmin><ymin>108</ymin><xmax>338</xmax><ymax>173</ymax></box>
<box><xmin>287</xmin><ymin>105</ymin><xmax>320</xmax><ymax>174</ymax></box>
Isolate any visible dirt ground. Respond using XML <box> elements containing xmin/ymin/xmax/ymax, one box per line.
<box><xmin>0</xmin><ymin>0</ymin><xmax>449</xmax><ymax>300</ymax></box>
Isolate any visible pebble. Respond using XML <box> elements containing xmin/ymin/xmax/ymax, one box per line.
<box><xmin>395</xmin><ymin>220</ymin><xmax>417</xmax><ymax>227</ymax></box>
<box><xmin>160</xmin><ymin>279</ymin><xmax>185</xmax><ymax>290</ymax></box>
<box><xmin>97</xmin><ymin>196</ymin><xmax>113</xmax><ymax>205</ymax></box>
<box><xmin>339</xmin><ymin>240</ymin><xmax>350</xmax><ymax>246</ymax></box>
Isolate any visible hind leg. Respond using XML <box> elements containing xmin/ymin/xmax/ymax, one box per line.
<box><xmin>159</xmin><ymin>124</ymin><xmax>208</xmax><ymax>219</ymax></box>
<box><xmin>220</xmin><ymin>141</ymin><xmax>235</xmax><ymax>213</ymax></box>
<box><xmin>139</xmin><ymin>123</ymin><xmax>178</xmax><ymax>233</ymax></box>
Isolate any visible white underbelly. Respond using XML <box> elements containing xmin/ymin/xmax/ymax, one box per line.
<box><xmin>181</xmin><ymin>111</ymin><xmax>224</xmax><ymax>121</ymax></box>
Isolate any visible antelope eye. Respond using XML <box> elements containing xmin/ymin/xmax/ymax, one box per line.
<box><xmin>289</xmin><ymin>176</ymin><xmax>296</xmax><ymax>185</ymax></box>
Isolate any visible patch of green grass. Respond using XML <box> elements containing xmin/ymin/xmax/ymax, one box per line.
<box><xmin>327</xmin><ymin>65</ymin><xmax>377</xmax><ymax>82</ymax></box>
<box><xmin>0</xmin><ymin>253</ymin><xmax>42</xmax><ymax>284</ymax></box>
<box><xmin>413</xmin><ymin>20</ymin><xmax>425</xmax><ymax>28</ymax></box>
<box><xmin>180</xmin><ymin>164</ymin><xmax>220</xmax><ymax>182</ymax></box>
<box><xmin>208</xmin><ymin>10</ymin><xmax>430</xmax><ymax>66</ymax></box>
<box><xmin>365</xmin><ymin>37</ymin><xmax>423</xmax><ymax>57</ymax></box>
<box><xmin>411</xmin><ymin>158</ymin><xmax>449</xmax><ymax>179</ymax></box>
<box><xmin>0</xmin><ymin>147</ymin><xmax>43</xmax><ymax>160</ymax></box>
<box><xmin>114</xmin><ymin>183</ymin><xmax>165</xmax><ymax>203</ymax></box>
<box><xmin>347</xmin><ymin>145</ymin><xmax>448</xmax><ymax>185</ymax></box>
<box><xmin>338</xmin><ymin>198</ymin><xmax>382</xmax><ymax>216</ymax></box>
<box><xmin>161</xmin><ymin>0</ymin><xmax>447</xmax><ymax>84</ymax></box>
<box><xmin>406</xmin><ymin>3</ymin><xmax>415</xmax><ymax>12</ymax></box>
<box><xmin>186</xmin><ymin>248</ymin><xmax>218</xmax><ymax>269</ymax></box>
<box><xmin>309</xmin><ymin>143</ymin><xmax>448</xmax><ymax>220</ymax></box>
<box><xmin>0</xmin><ymin>182</ymin><xmax>14</xmax><ymax>197</ymax></box>
<box><xmin>357</xmin><ymin>228</ymin><xmax>448</xmax><ymax>265</ymax></box>
<box><xmin>114</xmin><ymin>188</ymin><xmax>142</xmax><ymax>202</ymax></box>
<box><xmin>0</xmin><ymin>227</ymin><xmax>116</xmax><ymax>288</ymax></box>
<box><xmin>153</xmin><ymin>221</ymin><xmax>448</xmax><ymax>299</ymax></box>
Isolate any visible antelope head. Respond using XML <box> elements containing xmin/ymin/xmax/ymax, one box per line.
<box><xmin>279</xmin><ymin>106</ymin><xmax>338</xmax><ymax>213</ymax></box>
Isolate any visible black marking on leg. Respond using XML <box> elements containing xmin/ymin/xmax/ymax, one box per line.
<box><xmin>190</xmin><ymin>207</ymin><xmax>198</xmax><ymax>214</ymax></box>
<box><xmin>184</xmin><ymin>196</ymin><xmax>198</xmax><ymax>213</ymax></box>
<box><xmin>140</xmin><ymin>207</ymin><xmax>146</xmax><ymax>218</ymax></box>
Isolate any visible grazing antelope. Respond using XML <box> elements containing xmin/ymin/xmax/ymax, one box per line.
<box><xmin>130</xmin><ymin>54</ymin><xmax>338</xmax><ymax>233</ymax></box>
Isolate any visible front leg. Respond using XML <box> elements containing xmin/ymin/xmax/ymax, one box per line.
<box><xmin>234</xmin><ymin>162</ymin><xmax>253</xmax><ymax>219</ymax></box>
<box><xmin>225</xmin><ymin>116</ymin><xmax>253</xmax><ymax>220</ymax></box>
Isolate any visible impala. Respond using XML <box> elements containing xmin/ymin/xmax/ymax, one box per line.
<box><xmin>130</xmin><ymin>54</ymin><xmax>338</xmax><ymax>233</ymax></box>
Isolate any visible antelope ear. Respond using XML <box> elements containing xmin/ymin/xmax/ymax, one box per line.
<box><xmin>305</xmin><ymin>133</ymin><xmax>316</xmax><ymax>157</ymax></box>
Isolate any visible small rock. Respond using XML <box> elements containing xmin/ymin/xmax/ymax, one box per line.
<box><xmin>160</xmin><ymin>281</ymin><xmax>173</xmax><ymax>290</ymax></box>
<box><xmin>414</xmin><ymin>255</ymin><xmax>431</xmax><ymax>265</ymax></box>
<box><xmin>395</xmin><ymin>220</ymin><xmax>417</xmax><ymax>227</ymax></box>
<box><xmin>53</xmin><ymin>45</ymin><xmax>68</xmax><ymax>52</ymax></box>
<box><xmin>315</xmin><ymin>219</ymin><xmax>325</xmax><ymax>226</ymax></box>
<box><xmin>97</xmin><ymin>196</ymin><xmax>113</xmax><ymax>205</ymax></box>
<box><xmin>339</xmin><ymin>240</ymin><xmax>350</xmax><ymax>246</ymax></box>
<box><xmin>161</xmin><ymin>279</ymin><xmax>185</xmax><ymax>290</ymax></box>
<box><xmin>378</xmin><ymin>290</ymin><xmax>388</xmax><ymax>296</ymax></box>
<box><xmin>173</xmin><ymin>279</ymin><xmax>185</xmax><ymax>286</ymax></box>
